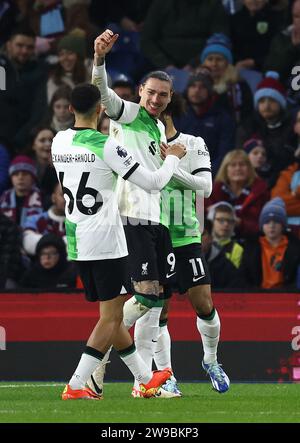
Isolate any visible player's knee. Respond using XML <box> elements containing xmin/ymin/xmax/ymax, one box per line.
<box><xmin>133</xmin><ymin>280</ymin><xmax>159</xmax><ymax>297</ymax></box>
<box><xmin>133</xmin><ymin>280</ymin><xmax>163</xmax><ymax>308</ymax></box>
<box><xmin>102</xmin><ymin>308</ymin><xmax>123</xmax><ymax>325</ymax></box>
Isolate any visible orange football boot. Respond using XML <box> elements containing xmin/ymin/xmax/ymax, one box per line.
<box><xmin>139</xmin><ymin>368</ymin><xmax>173</xmax><ymax>398</ymax></box>
<box><xmin>62</xmin><ymin>384</ymin><xmax>102</xmax><ymax>400</ymax></box>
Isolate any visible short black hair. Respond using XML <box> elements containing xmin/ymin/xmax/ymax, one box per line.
<box><xmin>142</xmin><ymin>71</ymin><xmax>173</xmax><ymax>89</ymax></box>
<box><xmin>9</xmin><ymin>25</ymin><xmax>36</xmax><ymax>40</ymax></box>
<box><xmin>163</xmin><ymin>92</ymin><xmax>186</xmax><ymax>118</ymax></box>
<box><xmin>71</xmin><ymin>83</ymin><xmax>101</xmax><ymax>115</ymax></box>
<box><xmin>112</xmin><ymin>80</ymin><xmax>134</xmax><ymax>90</ymax></box>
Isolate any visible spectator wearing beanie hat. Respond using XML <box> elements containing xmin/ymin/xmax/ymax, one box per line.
<box><xmin>258</xmin><ymin>197</ymin><xmax>287</xmax><ymax>231</ymax></box>
<box><xmin>175</xmin><ymin>67</ymin><xmax>236</xmax><ymax>175</ymax></box>
<box><xmin>243</xmin><ymin>137</ymin><xmax>270</xmax><ymax>180</ymax></box>
<box><xmin>200</xmin><ymin>33</ymin><xmax>253</xmax><ymax>124</ymax></box>
<box><xmin>239</xmin><ymin>197</ymin><xmax>300</xmax><ymax>289</ymax></box>
<box><xmin>0</xmin><ymin>155</ymin><xmax>42</xmax><ymax>228</ymax></box>
<box><xmin>254</xmin><ymin>71</ymin><xmax>287</xmax><ymax>110</ymax></box>
<box><xmin>236</xmin><ymin>71</ymin><xmax>295</xmax><ymax>188</ymax></box>
<box><xmin>47</xmin><ymin>28</ymin><xmax>92</xmax><ymax>103</ymax></box>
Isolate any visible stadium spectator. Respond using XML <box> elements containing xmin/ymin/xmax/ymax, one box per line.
<box><xmin>236</xmin><ymin>71</ymin><xmax>295</xmax><ymax>187</ymax></box>
<box><xmin>64</xmin><ymin>1</ymin><xmax>99</xmax><ymax>58</ymax></box>
<box><xmin>174</xmin><ymin>69</ymin><xmax>236</xmax><ymax>176</ymax></box>
<box><xmin>243</xmin><ymin>137</ymin><xmax>270</xmax><ymax>181</ymax></box>
<box><xmin>20</xmin><ymin>233</ymin><xmax>77</xmax><ymax>289</ymax></box>
<box><xmin>0</xmin><ymin>25</ymin><xmax>48</xmax><ymax>152</ymax></box>
<box><xmin>239</xmin><ymin>197</ymin><xmax>300</xmax><ymax>289</ymax></box>
<box><xmin>26</xmin><ymin>126</ymin><xmax>55</xmax><ymax>186</ymax></box>
<box><xmin>46</xmin><ymin>85</ymin><xmax>74</xmax><ymax>132</ymax></box>
<box><xmin>140</xmin><ymin>0</ymin><xmax>229</xmax><ymax>70</ymax></box>
<box><xmin>230</xmin><ymin>0</ymin><xmax>286</xmax><ymax>71</ymax></box>
<box><xmin>271</xmin><ymin>145</ymin><xmax>300</xmax><ymax>233</ymax></box>
<box><xmin>200</xmin><ymin>33</ymin><xmax>253</xmax><ymax>124</ymax></box>
<box><xmin>23</xmin><ymin>182</ymin><xmax>66</xmax><ymax>257</ymax></box>
<box><xmin>25</xmin><ymin>125</ymin><xmax>58</xmax><ymax>208</ymax></box>
<box><xmin>0</xmin><ymin>213</ymin><xmax>23</xmax><ymax>289</ymax></box>
<box><xmin>47</xmin><ymin>28</ymin><xmax>91</xmax><ymax>103</ymax></box>
<box><xmin>112</xmin><ymin>78</ymin><xmax>136</xmax><ymax>101</ymax></box>
<box><xmin>201</xmin><ymin>219</ymin><xmax>243</xmax><ymax>289</ymax></box>
<box><xmin>0</xmin><ymin>155</ymin><xmax>43</xmax><ymax>228</ymax></box>
<box><xmin>264</xmin><ymin>0</ymin><xmax>300</xmax><ymax>84</ymax></box>
<box><xmin>207</xmin><ymin>201</ymin><xmax>244</xmax><ymax>268</ymax></box>
<box><xmin>206</xmin><ymin>149</ymin><xmax>270</xmax><ymax>240</ymax></box>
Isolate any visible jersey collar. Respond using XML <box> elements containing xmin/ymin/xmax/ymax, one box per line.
<box><xmin>167</xmin><ymin>131</ymin><xmax>180</xmax><ymax>143</ymax></box>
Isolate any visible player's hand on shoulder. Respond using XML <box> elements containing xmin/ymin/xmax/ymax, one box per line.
<box><xmin>162</xmin><ymin>142</ymin><xmax>186</xmax><ymax>159</ymax></box>
<box><xmin>94</xmin><ymin>29</ymin><xmax>119</xmax><ymax>58</ymax></box>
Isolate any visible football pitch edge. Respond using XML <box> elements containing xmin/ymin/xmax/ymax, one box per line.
<box><xmin>0</xmin><ymin>382</ymin><xmax>299</xmax><ymax>423</ymax></box>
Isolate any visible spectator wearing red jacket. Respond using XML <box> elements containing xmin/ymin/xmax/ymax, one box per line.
<box><xmin>206</xmin><ymin>149</ymin><xmax>269</xmax><ymax>240</ymax></box>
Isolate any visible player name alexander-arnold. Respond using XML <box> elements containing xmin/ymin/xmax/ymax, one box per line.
<box><xmin>100</xmin><ymin>427</ymin><xmax>135</xmax><ymax>440</ymax></box>
<box><xmin>52</xmin><ymin>153</ymin><xmax>96</xmax><ymax>163</ymax></box>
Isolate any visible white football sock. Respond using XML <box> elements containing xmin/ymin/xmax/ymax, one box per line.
<box><xmin>119</xmin><ymin>346</ymin><xmax>152</xmax><ymax>385</ymax></box>
<box><xmin>196</xmin><ymin>309</ymin><xmax>220</xmax><ymax>364</ymax></box>
<box><xmin>69</xmin><ymin>353</ymin><xmax>102</xmax><ymax>389</ymax></box>
<box><xmin>133</xmin><ymin>307</ymin><xmax>162</xmax><ymax>389</ymax></box>
<box><xmin>154</xmin><ymin>323</ymin><xmax>172</xmax><ymax>370</ymax></box>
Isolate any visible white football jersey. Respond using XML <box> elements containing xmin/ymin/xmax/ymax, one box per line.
<box><xmin>51</xmin><ymin>128</ymin><xmax>141</xmax><ymax>260</ymax></box>
<box><xmin>110</xmin><ymin>101</ymin><xmax>168</xmax><ymax>225</ymax></box>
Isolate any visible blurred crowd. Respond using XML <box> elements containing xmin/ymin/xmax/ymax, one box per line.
<box><xmin>0</xmin><ymin>0</ymin><xmax>300</xmax><ymax>291</ymax></box>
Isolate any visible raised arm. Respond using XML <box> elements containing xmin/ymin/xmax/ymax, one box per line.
<box><xmin>92</xmin><ymin>30</ymin><xmax>123</xmax><ymax>119</ymax></box>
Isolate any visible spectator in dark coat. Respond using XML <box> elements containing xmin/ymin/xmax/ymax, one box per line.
<box><xmin>264</xmin><ymin>0</ymin><xmax>300</xmax><ymax>85</ymax></box>
<box><xmin>140</xmin><ymin>0</ymin><xmax>229</xmax><ymax>69</ymax></box>
<box><xmin>174</xmin><ymin>69</ymin><xmax>236</xmax><ymax>176</ymax></box>
<box><xmin>206</xmin><ymin>149</ymin><xmax>270</xmax><ymax>240</ymax></box>
<box><xmin>20</xmin><ymin>234</ymin><xmax>77</xmax><ymax>289</ymax></box>
<box><xmin>239</xmin><ymin>197</ymin><xmax>300</xmax><ymax>289</ymax></box>
<box><xmin>236</xmin><ymin>71</ymin><xmax>295</xmax><ymax>187</ymax></box>
<box><xmin>0</xmin><ymin>213</ymin><xmax>23</xmax><ymax>289</ymax></box>
<box><xmin>230</xmin><ymin>0</ymin><xmax>285</xmax><ymax>71</ymax></box>
<box><xmin>0</xmin><ymin>25</ymin><xmax>48</xmax><ymax>152</ymax></box>
<box><xmin>202</xmin><ymin>219</ymin><xmax>243</xmax><ymax>289</ymax></box>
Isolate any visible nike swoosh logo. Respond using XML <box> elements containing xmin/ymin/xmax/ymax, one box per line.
<box><xmin>166</xmin><ymin>272</ymin><xmax>176</xmax><ymax>278</ymax></box>
<box><xmin>193</xmin><ymin>275</ymin><xmax>205</xmax><ymax>282</ymax></box>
